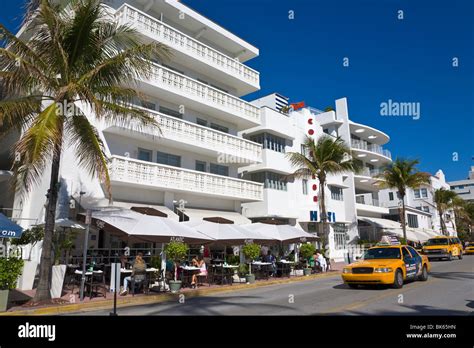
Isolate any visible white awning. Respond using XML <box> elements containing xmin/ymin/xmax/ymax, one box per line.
<box><xmin>111</xmin><ymin>201</ymin><xmax>179</xmax><ymax>221</ymax></box>
<box><xmin>358</xmin><ymin>217</ymin><xmax>402</xmax><ymax>231</ymax></box>
<box><xmin>88</xmin><ymin>208</ymin><xmax>213</xmax><ymax>244</ymax></box>
<box><xmin>179</xmin><ymin>208</ymin><xmax>251</xmax><ymax>225</ymax></box>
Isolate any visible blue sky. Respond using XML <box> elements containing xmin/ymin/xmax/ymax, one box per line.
<box><xmin>1</xmin><ymin>0</ymin><xmax>473</xmax><ymax>181</ymax></box>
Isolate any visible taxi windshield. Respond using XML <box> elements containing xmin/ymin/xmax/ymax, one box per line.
<box><xmin>362</xmin><ymin>248</ymin><xmax>401</xmax><ymax>260</ymax></box>
<box><xmin>425</xmin><ymin>239</ymin><xmax>449</xmax><ymax>246</ymax></box>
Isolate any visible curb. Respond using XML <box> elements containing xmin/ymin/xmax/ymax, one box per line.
<box><xmin>1</xmin><ymin>271</ymin><xmax>340</xmax><ymax>316</ymax></box>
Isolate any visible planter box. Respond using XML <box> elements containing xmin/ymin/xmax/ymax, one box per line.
<box><xmin>50</xmin><ymin>264</ymin><xmax>66</xmax><ymax>299</ymax></box>
<box><xmin>17</xmin><ymin>261</ymin><xmax>38</xmax><ymax>291</ymax></box>
<box><xmin>0</xmin><ymin>290</ymin><xmax>8</xmax><ymax>312</ymax></box>
<box><xmin>169</xmin><ymin>280</ymin><xmax>182</xmax><ymax>293</ymax></box>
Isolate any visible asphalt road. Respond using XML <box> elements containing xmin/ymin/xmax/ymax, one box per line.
<box><xmin>73</xmin><ymin>257</ymin><xmax>474</xmax><ymax>315</ymax></box>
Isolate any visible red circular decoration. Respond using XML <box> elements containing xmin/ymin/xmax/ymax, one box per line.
<box><xmin>313</xmin><ymin>196</ymin><xmax>318</xmax><ymax>202</ymax></box>
<box><xmin>308</xmin><ymin>118</ymin><xmax>313</xmax><ymax>125</ymax></box>
<box><xmin>308</xmin><ymin>129</ymin><xmax>314</xmax><ymax>135</ymax></box>
<box><xmin>312</xmin><ymin>184</ymin><xmax>317</xmax><ymax>191</ymax></box>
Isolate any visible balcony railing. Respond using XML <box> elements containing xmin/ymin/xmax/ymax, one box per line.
<box><xmin>358</xmin><ymin>167</ymin><xmax>383</xmax><ymax>177</ymax></box>
<box><xmin>146</xmin><ymin>63</ymin><xmax>260</xmax><ymax>124</ymax></box>
<box><xmin>126</xmin><ymin>107</ymin><xmax>262</xmax><ymax>163</ymax></box>
<box><xmin>115</xmin><ymin>4</ymin><xmax>259</xmax><ymax>87</ymax></box>
<box><xmin>356</xmin><ymin>195</ymin><xmax>380</xmax><ymax>207</ymax></box>
<box><xmin>109</xmin><ymin>156</ymin><xmax>264</xmax><ymax>201</ymax></box>
<box><xmin>351</xmin><ymin>139</ymin><xmax>392</xmax><ymax>159</ymax></box>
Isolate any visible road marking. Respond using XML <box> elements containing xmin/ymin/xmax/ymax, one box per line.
<box><xmin>321</xmin><ymin>277</ymin><xmax>441</xmax><ymax>315</ymax></box>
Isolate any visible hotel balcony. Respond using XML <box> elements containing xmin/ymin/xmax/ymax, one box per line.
<box><xmin>115</xmin><ymin>4</ymin><xmax>260</xmax><ymax>96</ymax></box>
<box><xmin>108</xmin><ymin>156</ymin><xmax>264</xmax><ymax>202</ymax></box>
<box><xmin>239</xmin><ymin>149</ymin><xmax>293</xmax><ymax>176</ymax></box>
<box><xmin>354</xmin><ymin>167</ymin><xmax>385</xmax><ymax>191</ymax></box>
<box><xmin>105</xmin><ymin>108</ymin><xmax>262</xmax><ymax>165</ymax></box>
<box><xmin>351</xmin><ymin>139</ymin><xmax>392</xmax><ymax>164</ymax></box>
<box><xmin>355</xmin><ymin>194</ymin><xmax>389</xmax><ymax>215</ymax></box>
<box><xmin>137</xmin><ymin>63</ymin><xmax>260</xmax><ymax>129</ymax></box>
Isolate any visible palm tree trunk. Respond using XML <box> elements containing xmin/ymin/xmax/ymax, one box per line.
<box><xmin>438</xmin><ymin>207</ymin><xmax>446</xmax><ymax>235</ymax></box>
<box><xmin>319</xmin><ymin>178</ymin><xmax>328</xmax><ymax>249</ymax></box>
<box><xmin>401</xmin><ymin>197</ymin><xmax>407</xmax><ymax>242</ymax></box>
<box><xmin>33</xmin><ymin>144</ymin><xmax>62</xmax><ymax>301</ymax></box>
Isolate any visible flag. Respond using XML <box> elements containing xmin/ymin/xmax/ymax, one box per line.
<box><xmin>290</xmin><ymin>101</ymin><xmax>305</xmax><ymax>111</ymax></box>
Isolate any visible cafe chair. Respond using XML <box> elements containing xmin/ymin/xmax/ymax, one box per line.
<box><xmin>89</xmin><ymin>271</ymin><xmax>107</xmax><ymax>299</ymax></box>
<box><xmin>131</xmin><ymin>273</ymin><xmax>149</xmax><ymax>296</ymax></box>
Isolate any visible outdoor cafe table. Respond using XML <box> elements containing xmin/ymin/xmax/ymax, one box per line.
<box><xmin>276</xmin><ymin>261</ymin><xmax>294</xmax><ymax>278</ymax></box>
<box><xmin>120</xmin><ymin>268</ymin><xmax>159</xmax><ymax>288</ymax></box>
<box><xmin>251</xmin><ymin>262</ymin><xmax>273</xmax><ymax>280</ymax></box>
<box><xmin>212</xmin><ymin>264</ymin><xmax>238</xmax><ymax>285</ymax></box>
<box><xmin>73</xmin><ymin>270</ymin><xmax>104</xmax><ymax>296</ymax></box>
<box><xmin>179</xmin><ymin>266</ymin><xmax>201</xmax><ymax>287</ymax></box>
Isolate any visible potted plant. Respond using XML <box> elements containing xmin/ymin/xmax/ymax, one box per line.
<box><xmin>242</xmin><ymin>243</ymin><xmax>261</xmax><ymax>284</ymax></box>
<box><xmin>165</xmin><ymin>241</ymin><xmax>189</xmax><ymax>293</ymax></box>
<box><xmin>0</xmin><ymin>256</ymin><xmax>24</xmax><ymax>312</ymax></box>
<box><xmin>300</xmin><ymin>243</ymin><xmax>316</xmax><ymax>276</ymax></box>
<box><xmin>50</xmin><ymin>230</ymin><xmax>77</xmax><ymax>298</ymax></box>
<box><xmin>11</xmin><ymin>226</ymin><xmax>44</xmax><ymax>291</ymax></box>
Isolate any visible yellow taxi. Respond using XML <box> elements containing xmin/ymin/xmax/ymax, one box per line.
<box><xmin>342</xmin><ymin>245</ymin><xmax>431</xmax><ymax>289</ymax></box>
<box><xmin>422</xmin><ymin>236</ymin><xmax>463</xmax><ymax>261</ymax></box>
<box><xmin>464</xmin><ymin>242</ymin><xmax>474</xmax><ymax>255</ymax></box>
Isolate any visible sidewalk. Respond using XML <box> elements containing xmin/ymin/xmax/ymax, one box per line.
<box><xmin>1</xmin><ymin>270</ymin><xmax>340</xmax><ymax>316</ymax></box>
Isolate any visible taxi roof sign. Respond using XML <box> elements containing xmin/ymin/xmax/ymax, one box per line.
<box><xmin>378</xmin><ymin>235</ymin><xmax>400</xmax><ymax>246</ymax></box>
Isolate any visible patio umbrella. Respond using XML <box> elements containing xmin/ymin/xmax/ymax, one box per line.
<box><xmin>90</xmin><ymin>208</ymin><xmax>214</xmax><ymax>244</ymax></box>
<box><xmin>0</xmin><ymin>213</ymin><xmax>23</xmax><ymax>239</ymax></box>
<box><xmin>37</xmin><ymin>218</ymin><xmax>86</xmax><ymax>230</ymax></box>
<box><xmin>183</xmin><ymin>220</ymin><xmax>275</xmax><ymax>245</ymax></box>
<box><xmin>242</xmin><ymin>223</ymin><xmax>319</xmax><ymax>243</ymax></box>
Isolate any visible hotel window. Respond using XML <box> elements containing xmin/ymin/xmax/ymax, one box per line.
<box><xmin>141</xmin><ymin>100</ymin><xmax>156</xmax><ymax>110</ymax></box>
<box><xmin>210</xmin><ymin>123</ymin><xmax>229</xmax><ymax>134</ymax></box>
<box><xmin>138</xmin><ymin>148</ymin><xmax>152</xmax><ymax>162</ymax></box>
<box><xmin>421</xmin><ymin>188</ymin><xmax>428</xmax><ymax>198</ymax></box>
<box><xmin>415</xmin><ymin>206</ymin><xmax>422</xmax><ymax>211</ymax></box>
<box><xmin>210</xmin><ymin>163</ymin><xmax>229</xmax><ymax>177</ymax></box>
<box><xmin>333</xmin><ymin>223</ymin><xmax>347</xmax><ymax>250</ymax></box>
<box><xmin>414</xmin><ymin>189</ymin><xmax>421</xmax><ymax>199</ymax></box>
<box><xmin>156</xmin><ymin>151</ymin><xmax>181</xmax><ymax>167</ymax></box>
<box><xmin>330</xmin><ymin>186</ymin><xmax>343</xmax><ymax>201</ymax></box>
<box><xmin>196</xmin><ymin>118</ymin><xmax>207</xmax><ymax>127</ymax></box>
<box><xmin>302</xmin><ymin>179</ymin><xmax>308</xmax><ymax>195</ymax></box>
<box><xmin>300</xmin><ymin>144</ymin><xmax>307</xmax><ymax>156</ymax></box>
<box><xmin>389</xmin><ymin>192</ymin><xmax>394</xmax><ymax>201</ymax></box>
<box><xmin>423</xmin><ymin>206</ymin><xmax>430</xmax><ymax>213</ymax></box>
<box><xmin>159</xmin><ymin>106</ymin><xmax>182</xmax><ymax>119</ymax></box>
<box><xmin>195</xmin><ymin>161</ymin><xmax>206</xmax><ymax>172</ymax></box>
<box><xmin>250</xmin><ymin>172</ymin><xmax>287</xmax><ymax>191</ymax></box>
<box><xmin>407</xmin><ymin>214</ymin><xmax>419</xmax><ymax>228</ymax></box>
<box><xmin>250</xmin><ymin>133</ymin><xmax>285</xmax><ymax>153</ymax></box>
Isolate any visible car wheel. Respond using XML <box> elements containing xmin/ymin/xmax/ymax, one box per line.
<box><xmin>418</xmin><ymin>265</ymin><xmax>428</xmax><ymax>281</ymax></box>
<box><xmin>392</xmin><ymin>269</ymin><xmax>404</xmax><ymax>289</ymax></box>
<box><xmin>348</xmin><ymin>284</ymin><xmax>358</xmax><ymax>289</ymax></box>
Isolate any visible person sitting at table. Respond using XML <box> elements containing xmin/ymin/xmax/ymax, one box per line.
<box><xmin>264</xmin><ymin>250</ymin><xmax>276</xmax><ymax>276</ymax></box>
<box><xmin>191</xmin><ymin>256</ymin><xmax>207</xmax><ymax>288</ymax></box>
<box><xmin>316</xmin><ymin>252</ymin><xmax>327</xmax><ymax>272</ymax></box>
<box><xmin>120</xmin><ymin>254</ymin><xmax>128</xmax><ymax>269</ymax></box>
<box><xmin>120</xmin><ymin>253</ymin><xmax>146</xmax><ymax>296</ymax></box>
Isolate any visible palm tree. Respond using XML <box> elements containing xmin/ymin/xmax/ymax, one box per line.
<box><xmin>287</xmin><ymin>135</ymin><xmax>362</xmax><ymax>242</ymax></box>
<box><xmin>0</xmin><ymin>0</ymin><xmax>170</xmax><ymax>301</ymax></box>
<box><xmin>434</xmin><ymin>189</ymin><xmax>458</xmax><ymax>235</ymax></box>
<box><xmin>376</xmin><ymin>159</ymin><xmax>430</xmax><ymax>242</ymax></box>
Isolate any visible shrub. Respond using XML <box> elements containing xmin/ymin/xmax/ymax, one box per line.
<box><xmin>11</xmin><ymin>226</ymin><xmax>44</xmax><ymax>261</ymax></box>
<box><xmin>0</xmin><ymin>257</ymin><xmax>24</xmax><ymax>290</ymax></box>
<box><xmin>165</xmin><ymin>241</ymin><xmax>189</xmax><ymax>262</ymax></box>
<box><xmin>300</xmin><ymin>243</ymin><xmax>316</xmax><ymax>260</ymax></box>
<box><xmin>242</xmin><ymin>243</ymin><xmax>260</xmax><ymax>261</ymax></box>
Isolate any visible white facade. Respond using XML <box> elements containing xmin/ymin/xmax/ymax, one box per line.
<box><xmin>379</xmin><ymin>170</ymin><xmax>457</xmax><ymax>236</ymax></box>
<box><xmin>240</xmin><ymin>96</ymin><xmax>394</xmax><ymax>261</ymax></box>
<box><xmin>449</xmin><ymin>166</ymin><xmax>474</xmax><ymax>202</ymax></box>
<box><xmin>7</xmin><ymin>0</ymin><xmax>265</xmax><ymax>237</ymax></box>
